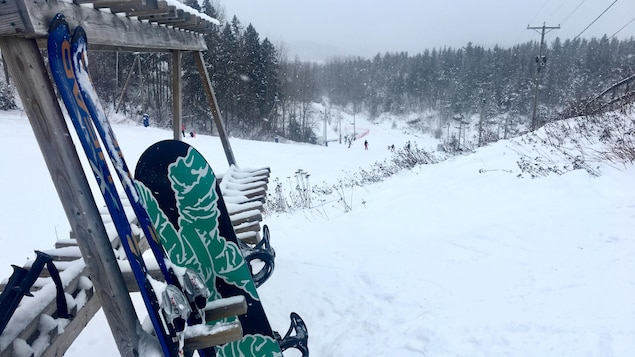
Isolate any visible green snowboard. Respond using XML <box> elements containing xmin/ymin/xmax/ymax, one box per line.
<box><xmin>134</xmin><ymin>140</ymin><xmax>282</xmax><ymax>357</ymax></box>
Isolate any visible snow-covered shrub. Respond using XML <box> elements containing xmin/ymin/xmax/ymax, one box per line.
<box><xmin>512</xmin><ymin>106</ymin><xmax>634</xmax><ymax>178</ymax></box>
<box><xmin>263</xmin><ymin>142</ymin><xmax>440</xmax><ymax>215</ymax></box>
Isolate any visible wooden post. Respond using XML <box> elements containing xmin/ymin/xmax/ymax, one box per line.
<box><xmin>115</xmin><ymin>55</ymin><xmax>139</xmax><ymax>114</ymax></box>
<box><xmin>0</xmin><ymin>37</ymin><xmax>142</xmax><ymax>357</ymax></box>
<box><xmin>193</xmin><ymin>51</ymin><xmax>237</xmax><ymax>166</ymax></box>
<box><xmin>172</xmin><ymin>49</ymin><xmax>182</xmax><ymax>140</ymax></box>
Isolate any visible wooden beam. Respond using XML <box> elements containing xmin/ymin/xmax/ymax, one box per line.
<box><xmin>136</xmin><ymin>5</ymin><xmax>178</xmax><ymax>22</ymax></box>
<box><xmin>184</xmin><ymin>321</ymin><xmax>243</xmax><ymax>352</ymax></box>
<box><xmin>0</xmin><ymin>36</ymin><xmax>142</xmax><ymax>357</ymax></box>
<box><xmin>40</xmin><ymin>281</ymin><xmax>100</xmax><ymax>357</ymax></box>
<box><xmin>82</xmin><ymin>0</ymin><xmax>148</xmax><ymax>7</ymax></box>
<box><xmin>76</xmin><ymin>0</ymin><xmax>146</xmax><ymax>5</ymax></box>
<box><xmin>107</xmin><ymin>0</ymin><xmax>171</xmax><ymax>17</ymax></box>
<box><xmin>204</xmin><ymin>297</ymin><xmax>248</xmax><ymax>323</ymax></box>
<box><xmin>193</xmin><ymin>51</ymin><xmax>237</xmax><ymax>166</ymax></box>
<box><xmin>1</xmin><ymin>0</ymin><xmax>207</xmax><ymax>51</ymax></box>
<box><xmin>172</xmin><ymin>49</ymin><xmax>182</xmax><ymax>140</ymax></box>
<box><xmin>155</xmin><ymin>9</ymin><xmax>189</xmax><ymax>24</ymax></box>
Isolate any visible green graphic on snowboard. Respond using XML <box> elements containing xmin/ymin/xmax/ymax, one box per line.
<box><xmin>135</xmin><ymin>145</ymin><xmax>281</xmax><ymax>356</ymax></box>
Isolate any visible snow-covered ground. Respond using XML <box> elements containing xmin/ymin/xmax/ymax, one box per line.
<box><xmin>0</xmin><ymin>108</ymin><xmax>634</xmax><ymax>356</ymax></box>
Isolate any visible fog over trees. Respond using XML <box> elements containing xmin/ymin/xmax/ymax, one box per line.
<box><xmin>2</xmin><ymin>2</ymin><xmax>628</xmax><ymax>144</ymax></box>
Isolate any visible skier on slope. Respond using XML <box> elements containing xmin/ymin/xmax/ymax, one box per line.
<box><xmin>364</xmin><ymin>140</ymin><xmax>369</xmax><ymax>150</ymax></box>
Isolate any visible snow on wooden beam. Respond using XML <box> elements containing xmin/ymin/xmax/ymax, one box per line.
<box><xmin>0</xmin><ymin>0</ymin><xmax>208</xmax><ymax>51</ymax></box>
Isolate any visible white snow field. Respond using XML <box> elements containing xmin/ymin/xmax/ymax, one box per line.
<box><xmin>0</xmin><ymin>108</ymin><xmax>634</xmax><ymax>356</ymax></box>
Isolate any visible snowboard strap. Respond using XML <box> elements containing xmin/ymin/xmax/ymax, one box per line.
<box><xmin>0</xmin><ymin>251</ymin><xmax>71</xmax><ymax>334</ymax></box>
<box><xmin>275</xmin><ymin>312</ymin><xmax>310</xmax><ymax>357</ymax></box>
<box><xmin>46</xmin><ymin>259</ymin><xmax>71</xmax><ymax>319</ymax></box>
<box><xmin>238</xmin><ymin>224</ymin><xmax>276</xmax><ymax>288</ymax></box>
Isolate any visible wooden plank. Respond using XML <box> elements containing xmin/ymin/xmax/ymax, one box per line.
<box><xmin>172</xmin><ymin>49</ymin><xmax>182</xmax><ymax>141</ymax></box>
<box><xmin>41</xmin><ymin>291</ymin><xmax>101</xmax><ymax>357</ymax></box>
<box><xmin>0</xmin><ymin>0</ymin><xmax>21</xmax><ymax>15</ymax></box>
<box><xmin>108</xmin><ymin>0</ymin><xmax>170</xmax><ymax>17</ymax></box>
<box><xmin>225</xmin><ymin>174</ymin><xmax>270</xmax><ymax>185</ymax></box>
<box><xmin>121</xmin><ymin>266</ymin><xmax>164</xmax><ymax>292</ymax></box>
<box><xmin>223</xmin><ymin>180</ymin><xmax>268</xmax><ymax>192</ymax></box>
<box><xmin>41</xmin><ymin>246</ymin><xmax>83</xmax><ymax>262</ymax></box>
<box><xmin>226</xmin><ymin>201</ymin><xmax>264</xmax><ymax>216</ymax></box>
<box><xmin>230</xmin><ymin>210</ymin><xmax>262</xmax><ymax>227</ymax></box>
<box><xmin>27</xmin><ymin>261</ymin><xmax>78</xmax><ymax>278</ymax></box>
<box><xmin>236</xmin><ymin>231</ymin><xmax>260</xmax><ymax>245</ymax></box>
<box><xmin>223</xmin><ymin>187</ymin><xmax>267</xmax><ymax>201</ymax></box>
<box><xmin>184</xmin><ymin>321</ymin><xmax>243</xmax><ymax>351</ymax></box>
<box><xmin>136</xmin><ymin>5</ymin><xmax>178</xmax><ymax>21</ymax></box>
<box><xmin>155</xmin><ymin>9</ymin><xmax>189</xmax><ymax>24</ymax></box>
<box><xmin>0</xmin><ymin>13</ymin><xmax>25</xmax><ymax>35</ymax></box>
<box><xmin>204</xmin><ymin>296</ymin><xmax>247</xmax><ymax>323</ymax></box>
<box><xmin>193</xmin><ymin>51</ymin><xmax>237</xmax><ymax>166</ymax></box>
<box><xmin>0</xmin><ymin>0</ymin><xmax>208</xmax><ymax>51</ymax></box>
<box><xmin>226</xmin><ymin>168</ymin><xmax>271</xmax><ymax>178</ymax></box>
<box><xmin>94</xmin><ymin>1</ymin><xmax>150</xmax><ymax>10</ymax></box>
<box><xmin>76</xmin><ymin>0</ymin><xmax>144</xmax><ymax>5</ymax></box>
<box><xmin>137</xmin><ymin>7</ymin><xmax>186</xmax><ymax>24</ymax></box>
<box><xmin>55</xmin><ymin>239</ymin><xmax>78</xmax><ymax>249</ymax></box>
<box><xmin>0</xmin><ymin>36</ymin><xmax>141</xmax><ymax>357</ymax></box>
<box><xmin>233</xmin><ymin>221</ymin><xmax>261</xmax><ymax>237</ymax></box>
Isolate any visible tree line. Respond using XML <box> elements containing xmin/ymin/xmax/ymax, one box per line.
<box><xmin>2</xmin><ymin>1</ymin><xmax>633</xmax><ymax>145</ymax></box>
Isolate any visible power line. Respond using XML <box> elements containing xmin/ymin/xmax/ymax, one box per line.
<box><xmin>573</xmin><ymin>0</ymin><xmax>618</xmax><ymax>40</ymax></box>
<box><xmin>561</xmin><ymin>0</ymin><xmax>587</xmax><ymax>25</ymax></box>
<box><xmin>542</xmin><ymin>0</ymin><xmax>570</xmax><ymax>42</ymax></box>
<box><xmin>609</xmin><ymin>17</ymin><xmax>635</xmax><ymax>39</ymax></box>
<box><xmin>547</xmin><ymin>0</ymin><xmax>570</xmax><ymax>23</ymax></box>
<box><xmin>528</xmin><ymin>0</ymin><xmax>551</xmax><ymax>26</ymax></box>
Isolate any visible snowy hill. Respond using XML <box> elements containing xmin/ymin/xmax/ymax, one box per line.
<box><xmin>0</xmin><ymin>108</ymin><xmax>634</xmax><ymax>356</ymax></box>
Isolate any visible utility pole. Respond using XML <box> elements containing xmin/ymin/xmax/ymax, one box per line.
<box><xmin>479</xmin><ymin>97</ymin><xmax>485</xmax><ymax>146</ymax></box>
<box><xmin>353</xmin><ymin>102</ymin><xmax>357</xmax><ymax>140</ymax></box>
<box><xmin>323</xmin><ymin>109</ymin><xmax>327</xmax><ymax>146</ymax></box>
<box><xmin>476</xmin><ymin>82</ymin><xmax>490</xmax><ymax>147</ymax></box>
<box><xmin>339</xmin><ymin>111</ymin><xmax>342</xmax><ymax>144</ymax></box>
<box><xmin>527</xmin><ymin>22</ymin><xmax>559</xmax><ymax>131</ymax></box>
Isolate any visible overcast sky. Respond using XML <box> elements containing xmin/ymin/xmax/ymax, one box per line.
<box><xmin>220</xmin><ymin>0</ymin><xmax>635</xmax><ymax>61</ymax></box>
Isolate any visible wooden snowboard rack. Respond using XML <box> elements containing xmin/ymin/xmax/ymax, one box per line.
<box><xmin>0</xmin><ymin>0</ymin><xmax>270</xmax><ymax>355</ymax></box>
<box><xmin>0</xmin><ymin>188</ymin><xmax>265</xmax><ymax>356</ymax></box>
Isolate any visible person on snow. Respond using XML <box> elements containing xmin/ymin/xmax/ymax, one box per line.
<box><xmin>364</xmin><ymin>140</ymin><xmax>369</xmax><ymax>150</ymax></box>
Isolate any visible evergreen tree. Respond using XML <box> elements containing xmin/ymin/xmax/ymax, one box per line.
<box><xmin>61</xmin><ymin>16</ymin><xmax>635</xmax><ymax>145</ymax></box>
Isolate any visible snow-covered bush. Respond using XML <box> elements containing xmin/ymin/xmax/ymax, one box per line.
<box><xmin>511</xmin><ymin>105</ymin><xmax>634</xmax><ymax>178</ymax></box>
<box><xmin>263</xmin><ymin>142</ymin><xmax>440</xmax><ymax>215</ymax></box>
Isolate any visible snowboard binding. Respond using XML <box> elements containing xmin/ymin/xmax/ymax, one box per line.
<box><xmin>274</xmin><ymin>312</ymin><xmax>310</xmax><ymax>357</ymax></box>
<box><xmin>161</xmin><ymin>284</ymin><xmax>191</xmax><ymax>333</ymax></box>
<box><xmin>239</xmin><ymin>224</ymin><xmax>276</xmax><ymax>288</ymax></box>
<box><xmin>180</xmin><ymin>268</ymin><xmax>211</xmax><ymax>324</ymax></box>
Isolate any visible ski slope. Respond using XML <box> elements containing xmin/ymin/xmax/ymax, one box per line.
<box><xmin>0</xmin><ymin>109</ymin><xmax>634</xmax><ymax>356</ymax></box>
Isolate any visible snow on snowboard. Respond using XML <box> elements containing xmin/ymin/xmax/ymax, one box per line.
<box><xmin>135</xmin><ymin>140</ymin><xmax>308</xmax><ymax>356</ymax></box>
